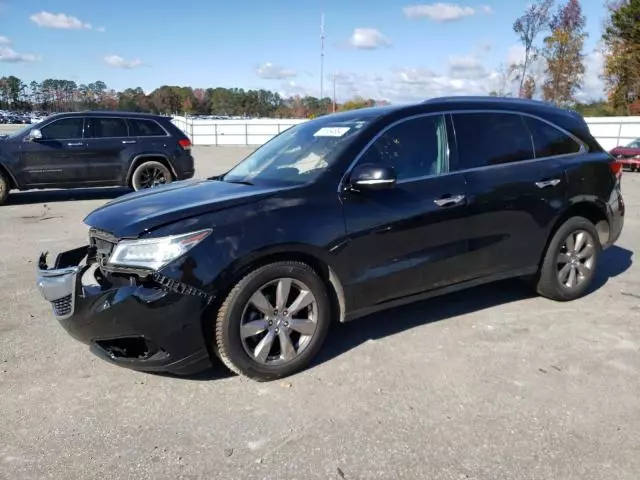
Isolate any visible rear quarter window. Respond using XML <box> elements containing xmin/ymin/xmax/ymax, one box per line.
<box><xmin>523</xmin><ymin>116</ymin><xmax>582</xmax><ymax>158</ymax></box>
<box><xmin>129</xmin><ymin>119</ymin><xmax>167</xmax><ymax>137</ymax></box>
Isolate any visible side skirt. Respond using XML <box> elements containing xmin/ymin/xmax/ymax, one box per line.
<box><xmin>343</xmin><ymin>266</ymin><xmax>538</xmax><ymax>322</ymax></box>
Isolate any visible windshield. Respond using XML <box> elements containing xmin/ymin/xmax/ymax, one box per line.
<box><xmin>625</xmin><ymin>139</ymin><xmax>640</xmax><ymax>148</ymax></box>
<box><xmin>221</xmin><ymin>115</ymin><xmax>374</xmax><ymax>185</ymax></box>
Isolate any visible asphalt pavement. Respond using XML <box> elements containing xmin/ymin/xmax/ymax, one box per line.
<box><xmin>0</xmin><ymin>131</ymin><xmax>639</xmax><ymax>479</ymax></box>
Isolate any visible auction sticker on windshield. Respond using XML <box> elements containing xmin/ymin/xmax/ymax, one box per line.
<box><xmin>313</xmin><ymin>126</ymin><xmax>350</xmax><ymax>137</ymax></box>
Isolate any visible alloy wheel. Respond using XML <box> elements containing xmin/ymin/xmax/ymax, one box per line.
<box><xmin>138</xmin><ymin>167</ymin><xmax>168</xmax><ymax>188</ymax></box>
<box><xmin>556</xmin><ymin>229</ymin><xmax>596</xmax><ymax>289</ymax></box>
<box><xmin>239</xmin><ymin>277</ymin><xmax>318</xmax><ymax>365</ymax></box>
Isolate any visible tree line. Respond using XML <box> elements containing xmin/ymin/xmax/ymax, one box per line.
<box><xmin>0</xmin><ymin>76</ymin><xmax>385</xmax><ymax>118</ymax></box>
<box><xmin>495</xmin><ymin>0</ymin><xmax>640</xmax><ymax>116</ymax></box>
<box><xmin>1</xmin><ymin>0</ymin><xmax>639</xmax><ymax>118</ymax></box>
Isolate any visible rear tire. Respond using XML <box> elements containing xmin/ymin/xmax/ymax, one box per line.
<box><xmin>131</xmin><ymin>161</ymin><xmax>173</xmax><ymax>191</ymax></box>
<box><xmin>214</xmin><ymin>261</ymin><xmax>331</xmax><ymax>381</ymax></box>
<box><xmin>0</xmin><ymin>170</ymin><xmax>10</xmax><ymax>205</ymax></box>
<box><xmin>536</xmin><ymin>216</ymin><xmax>601</xmax><ymax>301</ymax></box>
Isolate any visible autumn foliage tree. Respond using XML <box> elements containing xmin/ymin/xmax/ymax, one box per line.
<box><xmin>602</xmin><ymin>0</ymin><xmax>640</xmax><ymax>114</ymax></box>
<box><xmin>542</xmin><ymin>0</ymin><xmax>588</xmax><ymax>106</ymax></box>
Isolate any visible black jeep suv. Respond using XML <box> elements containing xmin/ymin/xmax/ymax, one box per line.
<box><xmin>0</xmin><ymin>111</ymin><xmax>194</xmax><ymax>204</ymax></box>
<box><xmin>36</xmin><ymin>97</ymin><xmax>624</xmax><ymax>381</ymax></box>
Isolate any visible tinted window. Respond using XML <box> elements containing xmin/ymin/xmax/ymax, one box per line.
<box><xmin>87</xmin><ymin>117</ymin><xmax>128</xmax><ymax>138</ymax></box>
<box><xmin>359</xmin><ymin>115</ymin><xmax>448</xmax><ymax>180</ymax></box>
<box><xmin>40</xmin><ymin>118</ymin><xmax>84</xmax><ymax>140</ymax></box>
<box><xmin>452</xmin><ymin>112</ymin><xmax>534</xmax><ymax>169</ymax></box>
<box><xmin>129</xmin><ymin>119</ymin><xmax>167</xmax><ymax>137</ymax></box>
<box><xmin>524</xmin><ymin>116</ymin><xmax>581</xmax><ymax>157</ymax></box>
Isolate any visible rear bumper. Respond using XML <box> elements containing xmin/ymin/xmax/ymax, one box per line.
<box><xmin>603</xmin><ymin>185</ymin><xmax>625</xmax><ymax>249</ymax></box>
<box><xmin>175</xmin><ymin>152</ymin><xmax>195</xmax><ymax>180</ymax></box>
<box><xmin>36</xmin><ymin>247</ymin><xmax>212</xmax><ymax>376</ymax></box>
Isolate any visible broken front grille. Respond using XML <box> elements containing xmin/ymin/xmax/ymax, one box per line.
<box><xmin>52</xmin><ymin>294</ymin><xmax>73</xmax><ymax>317</ymax></box>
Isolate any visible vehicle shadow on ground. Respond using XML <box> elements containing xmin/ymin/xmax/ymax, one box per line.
<box><xmin>6</xmin><ymin>187</ymin><xmax>130</xmax><ymax>205</ymax></box>
<box><xmin>312</xmin><ymin>244</ymin><xmax>634</xmax><ymax>369</ymax></box>
<box><xmin>176</xmin><ymin>245</ymin><xmax>633</xmax><ymax>381</ymax></box>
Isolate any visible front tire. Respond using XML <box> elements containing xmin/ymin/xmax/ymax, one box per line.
<box><xmin>0</xmin><ymin>170</ymin><xmax>10</xmax><ymax>205</ymax></box>
<box><xmin>215</xmin><ymin>261</ymin><xmax>331</xmax><ymax>381</ymax></box>
<box><xmin>536</xmin><ymin>216</ymin><xmax>601</xmax><ymax>301</ymax></box>
<box><xmin>131</xmin><ymin>161</ymin><xmax>173</xmax><ymax>191</ymax></box>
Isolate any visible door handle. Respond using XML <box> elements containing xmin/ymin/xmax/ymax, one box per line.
<box><xmin>122</xmin><ymin>140</ymin><xmax>137</xmax><ymax>144</ymax></box>
<box><xmin>434</xmin><ymin>194</ymin><xmax>465</xmax><ymax>207</ymax></box>
<box><xmin>66</xmin><ymin>142</ymin><xmax>84</xmax><ymax>147</ymax></box>
<box><xmin>535</xmin><ymin>178</ymin><xmax>561</xmax><ymax>188</ymax></box>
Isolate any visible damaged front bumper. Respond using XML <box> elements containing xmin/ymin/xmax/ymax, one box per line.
<box><xmin>36</xmin><ymin>246</ymin><xmax>213</xmax><ymax>376</ymax></box>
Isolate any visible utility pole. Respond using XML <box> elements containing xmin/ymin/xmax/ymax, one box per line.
<box><xmin>320</xmin><ymin>11</ymin><xmax>325</xmax><ymax>105</ymax></box>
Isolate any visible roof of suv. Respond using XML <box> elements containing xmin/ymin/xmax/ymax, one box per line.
<box><xmin>318</xmin><ymin>96</ymin><xmax>581</xmax><ymax>122</ymax></box>
<box><xmin>45</xmin><ymin>111</ymin><xmax>169</xmax><ymax>120</ymax></box>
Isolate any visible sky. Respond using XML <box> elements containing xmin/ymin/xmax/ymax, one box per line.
<box><xmin>0</xmin><ymin>0</ymin><xmax>609</xmax><ymax>103</ymax></box>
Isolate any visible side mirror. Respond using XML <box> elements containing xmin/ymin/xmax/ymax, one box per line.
<box><xmin>28</xmin><ymin>129</ymin><xmax>43</xmax><ymax>141</ymax></box>
<box><xmin>349</xmin><ymin>163</ymin><xmax>396</xmax><ymax>191</ymax></box>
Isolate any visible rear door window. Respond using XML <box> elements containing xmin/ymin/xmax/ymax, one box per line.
<box><xmin>129</xmin><ymin>119</ymin><xmax>167</xmax><ymax>137</ymax></box>
<box><xmin>451</xmin><ymin>112</ymin><xmax>534</xmax><ymax>170</ymax></box>
<box><xmin>523</xmin><ymin>116</ymin><xmax>582</xmax><ymax>158</ymax></box>
<box><xmin>86</xmin><ymin>117</ymin><xmax>129</xmax><ymax>138</ymax></box>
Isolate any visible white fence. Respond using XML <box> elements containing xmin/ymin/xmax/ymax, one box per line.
<box><xmin>584</xmin><ymin>117</ymin><xmax>640</xmax><ymax>151</ymax></box>
<box><xmin>172</xmin><ymin>115</ymin><xmax>640</xmax><ymax>151</ymax></box>
<box><xmin>172</xmin><ymin>117</ymin><xmax>306</xmax><ymax>146</ymax></box>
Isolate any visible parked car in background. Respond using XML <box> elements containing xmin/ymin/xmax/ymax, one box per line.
<box><xmin>37</xmin><ymin>97</ymin><xmax>624</xmax><ymax>381</ymax></box>
<box><xmin>610</xmin><ymin>138</ymin><xmax>640</xmax><ymax>171</ymax></box>
<box><xmin>0</xmin><ymin>111</ymin><xmax>194</xmax><ymax>205</ymax></box>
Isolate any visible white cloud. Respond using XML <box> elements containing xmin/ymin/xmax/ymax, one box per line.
<box><xmin>481</xmin><ymin>5</ymin><xmax>493</xmax><ymax>14</ymax></box>
<box><xmin>96</xmin><ymin>26</ymin><xmax>106</xmax><ymax>33</ymax></box>
<box><xmin>576</xmin><ymin>49</ymin><xmax>606</xmax><ymax>101</ymax></box>
<box><xmin>270</xmin><ymin>41</ymin><xmax>605</xmax><ymax>104</ymax></box>
<box><xmin>507</xmin><ymin>44</ymin><xmax>526</xmax><ymax>66</ymax></box>
<box><xmin>403</xmin><ymin>3</ymin><xmax>476</xmax><ymax>22</ymax></box>
<box><xmin>348</xmin><ymin>28</ymin><xmax>391</xmax><ymax>49</ymax></box>
<box><xmin>0</xmin><ymin>35</ymin><xmax>10</xmax><ymax>44</ymax></box>
<box><xmin>256</xmin><ymin>62</ymin><xmax>297</xmax><ymax>80</ymax></box>
<box><xmin>0</xmin><ymin>46</ymin><xmax>39</xmax><ymax>63</ymax></box>
<box><xmin>30</xmin><ymin>11</ymin><xmax>92</xmax><ymax>30</ymax></box>
<box><xmin>394</xmin><ymin>68</ymin><xmax>437</xmax><ymax>84</ymax></box>
<box><xmin>103</xmin><ymin>54</ymin><xmax>143</xmax><ymax>69</ymax></box>
<box><xmin>449</xmin><ymin>55</ymin><xmax>489</xmax><ymax>79</ymax></box>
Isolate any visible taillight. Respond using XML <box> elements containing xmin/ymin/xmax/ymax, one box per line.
<box><xmin>178</xmin><ymin>138</ymin><xmax>191</xmax><ymax>150</ymax></box>
<box><xmin>610</xmin><ymin>159</ymin><xmax>623</xmax><ymax>177</ymax></box>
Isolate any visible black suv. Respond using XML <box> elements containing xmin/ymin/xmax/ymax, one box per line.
<box><xmin>36</xmin><ymin>97</ymin><xmax>625</xmax><ymax>381</ymax></box>
<box><xmin>0</xmin><ymin>111</ymin><xmax>194</xmax><ymax>204</ymax></box>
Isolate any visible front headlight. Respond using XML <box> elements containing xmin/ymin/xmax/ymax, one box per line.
<box><xmin>108</xmin><ymin>229</ymin><xmax>212</xmax><ymax>270</ymax></box>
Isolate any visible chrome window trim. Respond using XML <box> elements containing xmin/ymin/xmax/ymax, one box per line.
<box><xmin>339</xmin><ymin>108</ymin><xmax>588</xmax><ymax>191</ymax></box>
<box><xmin>33</xmin><ymin>116</ymin><xmax>171</xmax><ymax>141</ymax></box>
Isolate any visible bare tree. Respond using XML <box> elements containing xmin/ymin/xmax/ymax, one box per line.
<box><xmin>513</xmin><ymin>0</ymin><xmax>555</xmax><ymax>97</ymax></box>
<box><xmin>491</xmin><ymin>63</ymin><xmax>519</xmax><ymax>96</ymax></box>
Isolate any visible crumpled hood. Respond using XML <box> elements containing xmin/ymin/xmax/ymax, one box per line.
<box><xmin>84</xmin><ymin>179</ymin><xmax>281</xmax><ymax>238</ymax></box>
